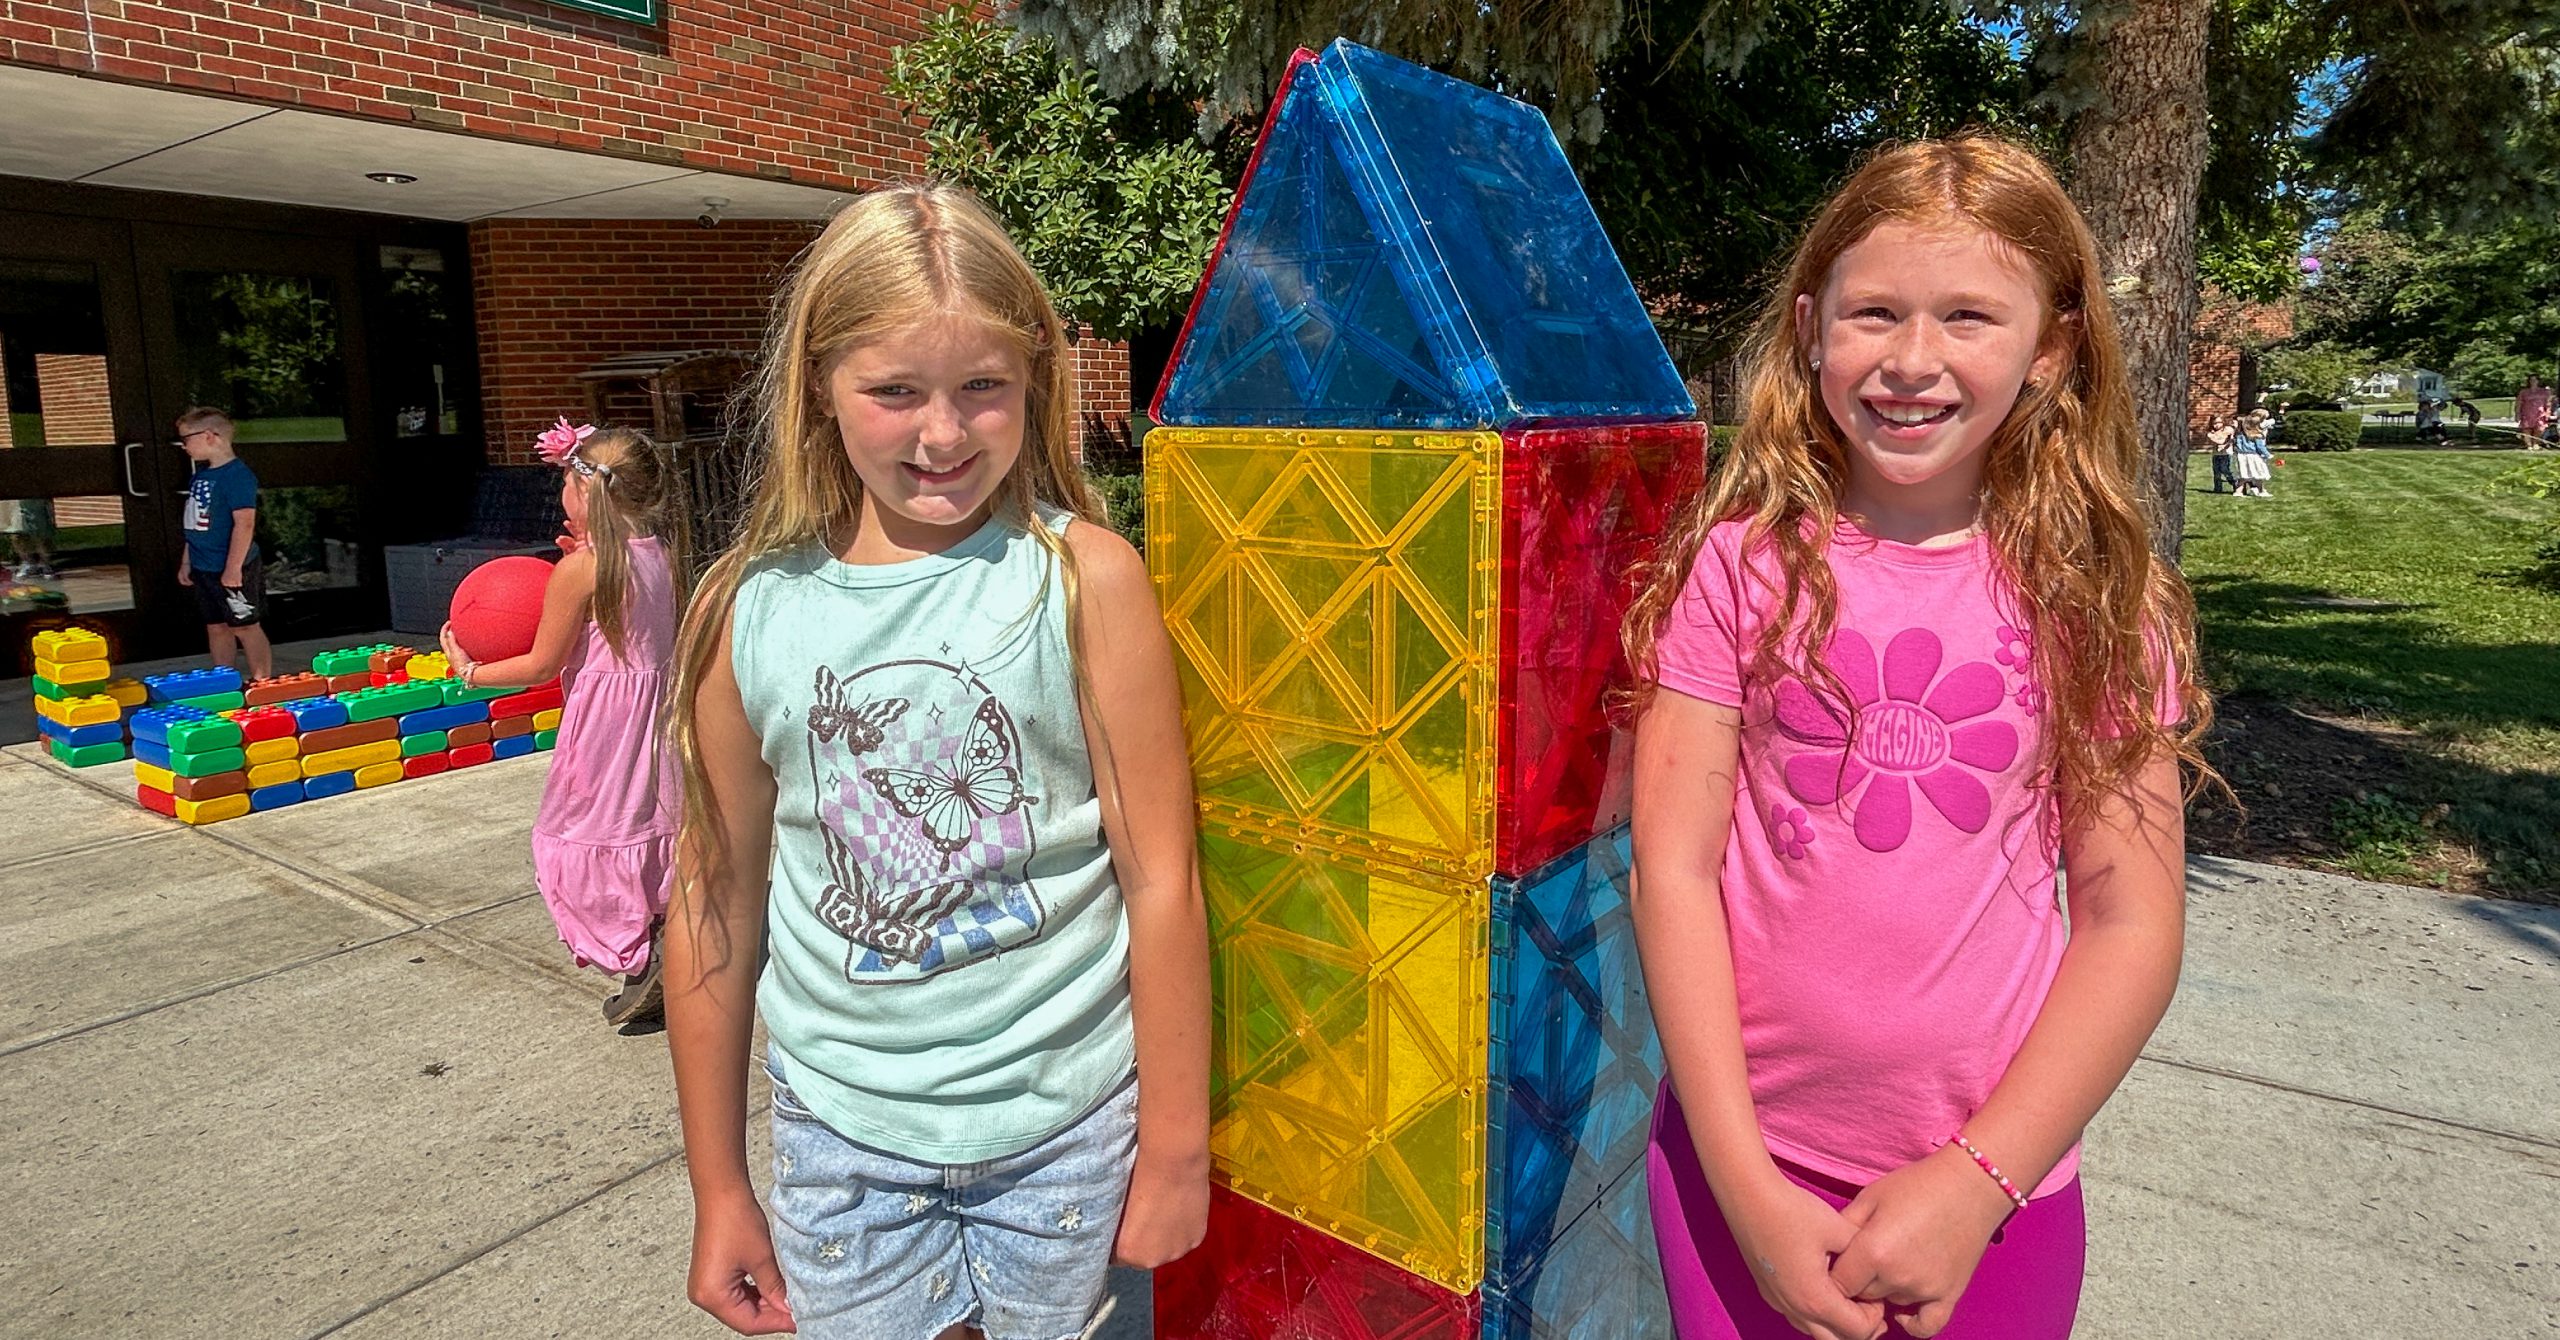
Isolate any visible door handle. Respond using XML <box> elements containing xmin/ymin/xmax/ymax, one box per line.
<box><xmin>122</xmin><ymin>441</ymin><xmax>149</xmax><ymax>498</ymax></box>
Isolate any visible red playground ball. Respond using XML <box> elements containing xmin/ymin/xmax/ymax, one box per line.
<box><xmin>448</xmin><ymin>556</ymin><xmax>552</xmax><ymax>662</ymax></box>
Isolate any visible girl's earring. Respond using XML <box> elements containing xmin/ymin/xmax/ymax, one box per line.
<box><xmin>1808</xmin><ymin>357</ymin><xmax>1823</xmax><ymax>372</ymax></box>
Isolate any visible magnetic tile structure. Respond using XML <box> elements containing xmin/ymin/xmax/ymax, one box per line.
<box><xmin>1147</xmin><ymin>37</ymin><xmax>1688</xmax><ymax>1340</ymax></box>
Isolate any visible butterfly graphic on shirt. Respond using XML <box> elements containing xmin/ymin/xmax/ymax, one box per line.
<box><xmin>813</xmin><ymin>822</ymin><xmax>975</xmax><ymax>971</ymax></box>
<box><xmin>806</xmin><ymin>665</ymin><xmax>907</xmax><ymax>754</ymax></box>
<box><xmin>861</xmin><ymin>695</ymin><xmax>1039</xmax><ymax>867</ymax></box>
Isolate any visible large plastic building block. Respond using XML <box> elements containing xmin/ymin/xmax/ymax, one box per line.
<box><xmin>173</xmin><ymin>770</ymin><xmax>250</xmax><ymax>803</ymax></box>
<box><xmin>103</xmin><ymin>677</ymin><xmax>148</xmax><ymax>709</ymax></box>
<box><xmin>1157</xmin><ymin>1187</ymin><xmax>1480</xmax><ymax>1340</ymax></box>
<box><xmin>128</xmin><ymin>701</ymin><xmax>215</xmax><ymax>747</ymax></box>
<box><xmin>338</xmin><ymin>682</ymin><xmax>442</xmax><ymax>723</ymax></box>
<box><xmin>33</xmin><ymin>627</ymin><xmax>109</xmax><ymax>664</ymax></box>
<box><xmin>1152</xmin><ymin>42</ymin><xmax>1691</xmax><ymax>431</ymax></box>
<box><xmin>165</xmin><ymin>715</ymin><xmax>245</xmax><ymax>755</ymax></box>
<box><xmin>229</xmin><ymin>706</ymin><xmax>297</xmax><ymax>743</ymax></box>
<box><xmin>299</xmin><ymin>719</ymin><xmax>396</xmax><ymax>755</ymax></box>
<box><xmin>325</xmin><ymin>672</ymin><xmax>372</xmax><ymax>695</ymax></box>
<box><xmin>175</xmin><ymin>690</ymin><xmax>247</xmax><ymax>713</ymax></box>
<box><xmin>247</xmin><ymin>759</ymin><xmax>301</xmax><ymax>789</ymax></box>
<box><xmin>135</xmin><ymin>784</ymin><xmax>176</xmax><ymax>817</ymax></box>
<box><xmin>490</xmin><ymin>715</ymin><xmax>532</xmax><ymax>740</ymax></box>
<box><xmin>406</xmin><ymin>651</ymin><xmax>451</xmax><ymax>680</ymax></box>
<box><xmin>531</xmin><ymin>706</ymin><xmax>562</xmax><ymax>732</ymax></box>
<box><xmin>29</xmin><ymin>675</ymin><xmax>70</xmax><ymax>701</ymax></box>
<box><xmin>49</xmin><ymin>739</ymin><xmax>126</xmax><ymax>768</ymax></box>
<box><xmin>353</xmin><ymin>760</ymin><xmax>404</xmax><ymax>789</ymax></box>
<box><xmin>403</xmin><ymin>753</ymin><xmax>451</xmax><ymax>780</ymax></box>
<box><xmin>174</xmin><ymin>793</ymin><xmax>250</xmax><ymax>825</ymax></box>
<box><xmin>1495</xmin><ymin>423</ymin><xmax>1706</xmax><ymax>873</ymax></box>
<box><xmin>1484</xmin><ymin>827</ymin><xmax>1660</xmax><ymax>1298</ymax></box>
<box><xmin>245</xmin><ymin>672</ymin><xmax>329</xmax><ymax>707</ymax></box>
<box><xmin>441</xmin><ymin>677</ymin><xmax>508</xmax><ymax>706</ymax></box>
<box><xmin>533</xmin><ymin>729</ymin><xmax>558</xmax><ymax>751</ymax></box>
<box><xmin>1149</xmin><ymin>426</ymin><xmax>1503</xmax><ymax>880</ymax></box>
<box><xmin>303</xmin><ymin>739</ymin><xmax>401</xmax><ymax>778</ymax></box>
<box><xmin>303</xmin><ymin>769</ymin><xmax>357</xmax><ymax>801</ymax></box>
<box><xmin>312</xmin><ymin>643</ymin><xmax>395</xmax><ymax>677</ymax></box>
<box><xmin>399</xmin><ymin>701</ymin><xmax>489</xmax><ymax>736</ymax></box>
<box><xmin>401</xmin><ymin>730</ymin><xmax>448</xmax><ymax>757</ymax></box>
<box><xmin>145</xmin><ymin>667</ymin><xmax>242</xmax><ymax>703</ymax></box>
<box><xmin>244</xmin><ymin>736</ymin><xmax>298</xmax><ymax>767</ymax></box>
<box><xmin>446</xmin><ymin>722</ymin><xmax>492</xmax><ymax>748</ymax></box>
<box><xmin>448</xmin><ymin>741</ymin><xmax>496</xmax><ymax>768</ymax></box>
<box><xmin>37</xmin><ymin>718</ymin><xmax>122</xmax><ymax>749</ymax></box>
<box><xmin>1481</xmin><ymin>1156</ymin><xmax>1664</xmax><ymax>1340</ymax></box>
<box><xmin>134</xmin><ymin>740</ymin><xmax>246</xmax><ymax>778</ymax></box>
<box><xmin>367</xmin><ymin>647</ymin><xmax>417</xmax><ymax>676</ymax></box>
<box><xmin>41</xmin><ymin>694</ymin><xmax>122</xmax><ymax>729</ymax></box>
<box><xmin>1198</xmin><ymin>815</ymin><xmax>1491</xmax><ymax>1291</ymax></box>
<box><xmin>287</xmin><ymin>697</ymin><xmax>350</xmax><ymax>733</ymax></box>
<box><xmin>133</xmin><ymin>761</ymin><xmax>176</xmax><ymax>794</ymax></box>
<box><xmin>34</xmin><ymin>655</ymin><xmax>108</xmax><ymax>686</ymax></box>
<box><xmin>489</xmin><ymin>681</ymin><xmax>563</xmax><ymax>719</ymax></box>
<box><xmin>249</xmin><ymin>781</ymin><xmax>304</xmax><ymax>811</ymax></box>
<box><xmin>491</xmin><ymin>733</ymin><xmax>536</xmax><ymax>761</ymax></box>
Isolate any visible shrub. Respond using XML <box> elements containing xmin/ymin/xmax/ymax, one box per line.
<box><xmin>2278</xmin><ymin>410</ymin><xmax>2362</xmax><ymax>452</ymax></box>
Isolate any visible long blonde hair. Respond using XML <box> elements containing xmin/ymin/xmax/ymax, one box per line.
<box><xmin>563</xmin><ymin>426</ymin><xmax>680</xmax><ymax>659</ymax></box>
<box><xmin>667</xmin><ymin>184</ymin><xmax>1104</xmax><ymax>868</ymax></box>
<box><xmin>1622</xmin><ymin>135</ymin><xmax>2212</xmax><ymax>825</ymax></box>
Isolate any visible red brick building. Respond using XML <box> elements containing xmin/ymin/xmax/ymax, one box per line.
<box><xmin>2188</xmin><ymin>290</ymin><xmax>2296</xmax><ymax>437</ymax></box>
<box><xmin>0</xmin><ymin>0</ymin><xmax>1130</xmax><ymax>658</ymax></box>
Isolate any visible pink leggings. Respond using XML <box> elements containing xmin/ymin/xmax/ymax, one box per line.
<box><xmin>1648</xmin><ymin>1086</ymin><xmax>2085</xmax><ymax>1340</ymax></box>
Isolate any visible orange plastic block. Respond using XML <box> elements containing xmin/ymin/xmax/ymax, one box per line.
<box><xmin>1149</xmin><ymin>426</ymin><xmax>1502</xmax><ymax>880</ymax></box>
<box><xmin>1196</xmin><ymin>814</ymin><xmax>1490</xmax><ymax>1291</ymax></box>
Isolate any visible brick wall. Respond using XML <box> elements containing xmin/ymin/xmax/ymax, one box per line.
<box><xmin>2</xmin><ymin>0</ymin><xmax>935</xmax><ymax>189</ymax></box>
<box><xmin>2189</xmin><ymin>295</ymin><xmax>2297</xmax><ymax>437</ymax></box>
<box><xmin>1070</xmin><ymin>329</ymin><xmax>1131</xmax><ymax>458</ymax></box>
<box><xmin>472</xmin><ymin>221</ymin><xmax>1136</xmax><ymax>464</ymax></box>
<box><xmin>33</xmin><ymin>353</ymin><xmax>113</xmax><ymax>443</ymax></box>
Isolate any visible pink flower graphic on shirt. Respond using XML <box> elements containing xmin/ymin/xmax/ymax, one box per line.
<box><xmin>1995</xmin><ymin>622</ymin><xmax>2042</xmax><ymax>716</ymax></box>
<box><xmin>1767</xmin><ymin>803</ymin><xmax>1816</xmax><ymax>861</ymax></box>
<box><xmin>1775</xmin><ymin>627</ymin><xmax>2022</xmax><ymax>853</ymax></box>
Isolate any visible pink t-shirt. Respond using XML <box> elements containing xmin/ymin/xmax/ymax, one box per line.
<box><xmin>1656</xmin><ymin>517</ymin><xmax>2078</xmax><ymax>1197</ymax></box>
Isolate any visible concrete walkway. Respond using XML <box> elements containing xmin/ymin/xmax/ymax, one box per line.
<box><xmin>0</xmin><ymin>742</ymin><xmax>2552</xmax><ymax>1337</ymax></box>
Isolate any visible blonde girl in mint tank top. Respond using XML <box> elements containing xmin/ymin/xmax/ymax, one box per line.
<box><xmin>661</xmin><ymin>186</ymin><xmax>1209</xmax><ymax>1340</ymax></box>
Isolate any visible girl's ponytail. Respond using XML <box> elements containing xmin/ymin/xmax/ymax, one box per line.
<box><xmin>561</xmin><ymin>426</ymin><xmax>675</xmax><ymax>659</ymax></box>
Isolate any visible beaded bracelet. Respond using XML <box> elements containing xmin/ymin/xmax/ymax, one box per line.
<box><xmin>1950</xmin><ymin>1132</ymin><xmax>2031</xmax><ymax>1211</ymax></box>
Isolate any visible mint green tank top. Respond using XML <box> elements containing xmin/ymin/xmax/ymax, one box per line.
<box><xmin>733</xmin><ymin>509</ymin><xmax>1133</xmax><ymax>1162</ymax></box>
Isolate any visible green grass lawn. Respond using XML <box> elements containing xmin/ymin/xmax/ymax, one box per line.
<box><xmin>2182</xmin><ymin>449</ymin><xmax>2559</xmax><ymax>897</ymax></box>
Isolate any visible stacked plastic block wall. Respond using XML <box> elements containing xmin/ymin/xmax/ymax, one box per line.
<box><xmin>1147</xmin><ymin>37</ymin><xmax>1692</xmax><ymax>1340</ymax></box>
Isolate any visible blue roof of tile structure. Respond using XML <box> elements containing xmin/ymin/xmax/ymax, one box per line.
<box><xmin>1151</xmin><ymin>40</ymin><xmax>1694</xmax><ymax>430</ymax></box>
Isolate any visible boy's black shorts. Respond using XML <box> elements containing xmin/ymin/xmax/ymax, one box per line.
<box><xmin>190</xmin><ymin>553</ymin><xmax>266</xmax><ymax>628</ymax></box>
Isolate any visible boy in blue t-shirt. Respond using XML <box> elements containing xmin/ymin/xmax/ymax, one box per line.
<box><xmin>174</xmin><ymin>407</ymin><xmax>273</xmax><ymax>680</ymax></box>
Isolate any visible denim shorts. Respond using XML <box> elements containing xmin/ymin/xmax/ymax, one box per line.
<box><xmin>766</xmin><ymin>1055</ymin><xmax>1137</xmax><ymax>1340</ymax></box>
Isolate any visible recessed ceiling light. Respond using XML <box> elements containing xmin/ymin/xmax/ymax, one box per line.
<box><xmin>365</xmin><ymin>171</ymin><xmax>418</xmax><ymax>185</ymax></box>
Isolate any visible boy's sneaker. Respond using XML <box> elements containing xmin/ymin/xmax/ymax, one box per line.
<box><xmin>602</xmin><ymin>921</ymin><xmax>665</xmax><ymax>1026</ymax></box>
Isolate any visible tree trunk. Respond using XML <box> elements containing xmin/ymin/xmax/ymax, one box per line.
<box><xmin>2065</xmin><ymin>0</ymin><xmax>2212</xmax><ymax>564</ymax></box>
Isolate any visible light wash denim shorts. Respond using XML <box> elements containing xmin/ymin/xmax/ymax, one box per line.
<box><xmin>766</xmin><ymin>1054</ymin><xmax>1137</xmax><ymax>1340</ymax></box>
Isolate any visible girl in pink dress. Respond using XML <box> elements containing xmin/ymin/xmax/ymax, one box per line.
<box><xmin>443</xmin><ymin>420</ymin><xmax>685</xmax><ymax>1025</ymax></box>
<box><xmin>2517</xmin><ymin>375</ymin><xmax>2553</xmax><ymax>446</ymax></box>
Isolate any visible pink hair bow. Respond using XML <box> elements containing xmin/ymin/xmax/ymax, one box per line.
<box><xmin>534</xmin><ymin>417</ymin><xmax>596</xmax><ymax>466</ymax></box>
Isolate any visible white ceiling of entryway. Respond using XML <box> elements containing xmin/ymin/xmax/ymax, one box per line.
<box><xmin>0</xmin><ymin>64</ymin><xmax>854</xmax><ymax>222</ymax></box>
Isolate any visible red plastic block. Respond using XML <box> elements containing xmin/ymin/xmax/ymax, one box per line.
<box><xmin>136</xmin><ymin>785</ymin><xmax>176</xmax><ymax>817</ymax></box>
<box><xmin>403</xmin><ymin>753</ymin><xmax>451</xmax><ymax>779</ymax></box>
<box><xmin>1496</xmin><ymin>421</ymin><xmax>1706</xmax><ymax>874</ymax></box>
<box><xmin>489</xmin><ymin>680</ymin><xmax>563</xmax><ymax>720</ymax></box>
<box><xmin>231</xmin><ymin>706</ymin><xmax>297</xmax><ymax>743</ymax></box>
<box><xmin>1155</xmin><ymin>1187</ymin><xmax>1479</xmax><ymax>1340</ymax></box>
<box><xmin>448</xmin><ymin>742</ymin><xmax>495</xmax><ymax>768</ymax></box>
<box><xmin>367</xmin><ymin>669</ymin><xmax>411</xmax><ymax>687</ymax></box>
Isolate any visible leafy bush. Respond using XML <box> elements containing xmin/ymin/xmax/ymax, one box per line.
<box><xmin>2278</xmin><ymin>410</ymin><xmax>2362</xmax><ymax>452</ymax></box>
<box><xmin>1085</xmin><ymin>467</ymin><xmax>1146</xmax><ymax>551</ymax></box>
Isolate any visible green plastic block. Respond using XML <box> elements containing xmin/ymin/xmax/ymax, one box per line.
<box><xmin>533</xmin><ymin>729</ymin><xmax>558</xmax><ymax>751</ymax></box>
<box><xmin>340</xmin><ymin>682</ymin><xmax>442</xmax><ymax>723</ymax></box>
<box><xmin>50</xmin><ymin>739</ymin><xmax>128</xmax><ymax>768</ymax></box>
<box><xmin>165</xmin><ymin>717</ymin><xmax>245</xmax><ymax>754</ymax></box>
<box><xmin>312</xmin><ymin>644</ymin><xmax>394</xmax><ymax>677</ymax></box>
<box><xmin>31</xmin><ymin>675</ymin><xmax>68</xmax><ymax>701</ymax></box>
<box><xmin>175</xmin><ymin>691</ymin><xmax>247</xmax><ymax>713</ymax></box>
<box><xmin>401</xmin><ymin>730</ymin><xmax>449</xmax><ymax>757</ymax></box>
<box><xmin>441</xmin><ymin>678</ymin><xmax>509</xmax><ymax>706</ymax></box>
<box><xmin>170</xmin><ymin>745</ymin><xmax>248</xmax><ymax>778</ymax></box>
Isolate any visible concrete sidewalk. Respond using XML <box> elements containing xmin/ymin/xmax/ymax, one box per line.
<box><xmin>0</xmin><ymin>742</ymin><xmax>2552</xmax><ymax>1337</ymax></box>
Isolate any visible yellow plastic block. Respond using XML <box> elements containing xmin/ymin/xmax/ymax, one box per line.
<box><xmin>134</xmin><ymin>761</ymin><xmax>177</xmax><ymax>793</ymax></box>
<box><xmin>33</xmin><ymin>628</ymin><xmax>108</xmax><ymax>663</ymax></box>
<box><xmin>44</xmin><ymin>694</ymin><xmax>121</xmax><ymax>728</ymax></box>
<box><xmin>405</xmin><ymin>651</ymin><xmax>450</xmax><ymax>680</ymax></box>
<box><xmin>103</xmin><ymin>678</ymin><xmax>148</xmax><ymax>709</ymax></box>
<box><xmin>34</xmin><ymin>656</ymin><xmax>110</xmax><ymax>686</ymax></box>
<box><xmin>247</xmin><ymin>759</ymin><xmax>302</xmax><ymax>789</ymax></box>
<box><xmin>243</xmin><ymin>736</ymin><xmax>299</xmax><ymax>766</ymax></box>
<box><xmin>531</xmin><ymin>707</ymin><xmax>562</xmax><ymax>732</ymax></box>
<box><xmin>353</xmin><ymin>760</ymin><xmax>404</xmax><ymax>789</ymax></box>
<box><xmin>175</xmin><ymin>793</ymin><xmax>250</xmax><ymax>826</ymax></box>
<box><xmin>303</xmin><ymin>739</ymin><xmax>401</xmax><ymax>778</ymax></box>
<box><xmin>1147</xmin><ymin>427</ymin><xmax>1503</xmax><ymax>879</ymax></box>
<box><xmin>1196</xmin><ymin>814</ymin><xmax>1490</xmax><ymax>1292</ymax></box>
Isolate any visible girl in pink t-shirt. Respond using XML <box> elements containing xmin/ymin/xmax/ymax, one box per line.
<box><xmin>1621</xmin><ymin>137</ymin><xmax>2210</xmax><ymax>1340</ymax></box>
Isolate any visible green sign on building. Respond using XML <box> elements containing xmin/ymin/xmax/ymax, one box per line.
<box><xmin>552</xmin><ymin>0</ymin><xmax>658</xmax><ymax>24</ymax></box>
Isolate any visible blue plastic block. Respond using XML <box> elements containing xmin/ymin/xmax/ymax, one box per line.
<box><xmin>1486</xmin><ymin>824</ymin><xmax>1661</xmax><ymax>1299</ymax></box>
<box><xmin>302</xmin><ymin>768</ymin><xmax>357</xmax><ymax>801</ymax></box>
<box><xmin>249</xmin><ymin>781</ymin><xmax>304</xmax><ymax>811</ymax></box>
<box><xmin>38</xmin><ymin>717</ymin><xmax>126</xmax><ymax>749</ymax></box>
<box><xmin>491</xmin><ymin>733</ymin><xmax>536</xmax><ymax>760</ymax></box>
<box><xmin>1153</xmin><ymin>40</ymin><xmax>1692</xmax><ymax>430</ymax></box>
<box><xmin>287</xmin><ymin>697</ymin><xmax>350</xmax><ymax>732</ymax></box>
<box><xmin>144</xmin><ymin>666</ymin><xmax>243</xmax><ymax>703</ymax></box>
<box><xmin>128</xmin><ymin>704</ymin><xmax>211</xmax><ymax>747</ymax></box>
<box><xmin>1481</xmin><ymin>1156</ymin><xmax>1665</xmax><ymax>1339</ymax></box>
<box><xmin>398</xmin><ymin>701</ymin><xmax>490</xmax><ymax>736</ymax></box>
<box><xmin>133</xmin><ymin>740</ymin><xmax>170</xmax><ymax>771</ymax></box>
